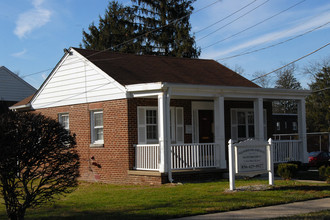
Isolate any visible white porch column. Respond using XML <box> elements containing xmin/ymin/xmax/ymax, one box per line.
<box><xmin>214</xmin><ymin>96</ymin><xmax>226</xmax><ymax>169</ymax></box>
<box><xmin>158</xmin><ymin>90</ymin><xmax>172</xmax><ymax>181</ymax></box>
<box><xmin>297</xmin><ymin>99</ymin><xmax>308</xmax><ymax>163</ymax></box>
<box><xmin>254</xmin><ymin>98</ymin><xmax>264</xmax><ymax>141</ymax></box>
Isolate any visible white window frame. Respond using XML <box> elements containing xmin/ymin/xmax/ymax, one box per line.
<box><xmin>90</xmin><ymin>110</ymin><xmax>104</xmax><ymax>146</ymax></box>
<box><xmin>58</xmin><ymin>113</ymin><xmax>69</xmax><ymax>130</ymax></box>
<box><xmin>137</xmin><ymin>106</ymin><xmax>184</xmax><ymax>144</ymax></box>
<box><xmin>146</xmin><ymin>107</ymin><xmax>158</xmax><ymax>144</ymax></box>
<box><xmin>231</xmin><ymin>108</ymin><xmax>267</xmax><ymax>142</ymax></box>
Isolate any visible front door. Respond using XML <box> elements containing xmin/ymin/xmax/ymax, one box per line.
<box><xmin>198</xmin><ymin>110</ymin><xmax>214</xmax><ymax>143</ymax></box>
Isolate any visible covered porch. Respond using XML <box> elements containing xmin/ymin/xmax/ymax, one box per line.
<box><xmin>127</xmin><ymin>83</ymin><xmax>310</xmax><ymax>181</ymax></box>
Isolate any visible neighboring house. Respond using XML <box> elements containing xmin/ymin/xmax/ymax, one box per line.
<box><xmin>272</xmin><ymin>113</ymin><xmax>298</xmax><ymax>135</ymax></box>
<box><xmin>11</xmin><ymin>48</ymin><xmax>310</xmax><ymax>184</ymax></box>
<box><xmin>0</xmin><ymin>66</ymin><xmax>36</xmax><ymax>113</ymax></box>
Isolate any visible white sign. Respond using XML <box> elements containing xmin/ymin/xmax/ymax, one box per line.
<box><xmin>228</xmin><ymin>139</ymin><xmax>274</xmax><ymax>191</ymax></box>
<box><xmin>235</xmin><ymin>146</ymin><xmax>267</xmax><ymax>174</ymax></box>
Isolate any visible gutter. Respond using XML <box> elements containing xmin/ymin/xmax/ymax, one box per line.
<box><xmin>9</xmin><ymin>103</ymin><xmax>32</xmax><ymax>111</ymax></box>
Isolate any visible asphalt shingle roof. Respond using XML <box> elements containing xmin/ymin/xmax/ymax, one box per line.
<box><xmin>73</xmin><ymin>48</ymin><xmax>259</xmax><ymax>88</ymax></box>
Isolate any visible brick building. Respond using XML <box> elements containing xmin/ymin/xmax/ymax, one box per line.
<box><xmin>12</xmin><ymin>48</ymin><xmax>310</xmax><ymax>184</ymax></box>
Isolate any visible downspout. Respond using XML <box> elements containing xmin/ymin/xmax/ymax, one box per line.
<box><xmin>163</xmin><ymin>83</ymin><xmax>173</xmax><ymax>183</ymax></box>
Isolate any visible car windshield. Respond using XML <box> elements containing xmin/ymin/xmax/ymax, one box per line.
<box><xmin>309</xmin><ymin>152</ymin><xmax>320</xmax><ymax>157</ymax></box>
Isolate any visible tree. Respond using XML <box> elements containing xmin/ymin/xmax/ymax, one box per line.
<box><xmin>82</xmin><ymin>0</ymin><xmax>200</xmax><ymax>58</ymax></box>
<box><xmin>273</xmin><ymin>64</ymin><xmax>302</xmax><ymax>113</ymax></box>
<box><xmin>0</xmin><ymin>111</ymin><xmax>79</xmax><ymax>220</ymax></box>
<box><xmin>132</xmin><ymin>0</ymin><xmax>200</xmax><ymax>58</ymax></box>
<box><xmin>82</xmin><ymin>1</ymin><xmax>139</xmax><ymax>52</ymax></box>
<box><xmin>252</xmin><ymin>71</ymin><xmax>272</xmax><ymax>88</ymax></box>
<box><xmin>306</xmin><ymin>66</ymin><xmax>330</xmax><ymax>132</ymax></box>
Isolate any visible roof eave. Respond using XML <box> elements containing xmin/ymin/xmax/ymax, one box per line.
<box><xmin>9</xmin><ymin>103</ymin><xmax>33</xmax><ymax>111</ymax></box>
<box><xmin>126</xmin><ymin>82</ymin><xmax>311</xmax><ymax>99</ymax></box>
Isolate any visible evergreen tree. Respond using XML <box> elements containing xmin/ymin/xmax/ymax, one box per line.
<box><xmin>131</xmin><ymin>0</ymin><xmax>200</xmax><ymax>57</ymax></box>
<box><xmin>82</xmin><ymin>1</ymin><xmax>139</xmax><ymax>52</ymax></box>
<box><xmin>273</xmin><ymin>64</ymin><xmax>302</xmax><ymax>113</ymax></box>
<box><xmin>306</xmin><ymin>66</ymin><xmax>330</xmax><ymax>132</ymax></box>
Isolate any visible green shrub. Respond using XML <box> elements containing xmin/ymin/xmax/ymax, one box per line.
<box><xmin>319</xmin><ymin>166</ymin><xmax>330</xmax><ymax>183</ymax></box>
<box><xmin>277</xmin><ymin>163</ymin><xmax>298</xmax><ymax>180</ymax></box>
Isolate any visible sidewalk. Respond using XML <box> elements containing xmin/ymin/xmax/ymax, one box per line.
<box><xmin>171</xmin><ymin>197</ymin><xmax>330</xmax><ymax>220</ymax></box>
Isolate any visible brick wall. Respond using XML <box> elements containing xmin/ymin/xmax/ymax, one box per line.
<box><xmin>35</xmin><ymin>98</ymin><xmax>192</xmax><ymax>185</ymax></box>
<box><xmin>36</xmin><ymin>99</ymin><xmax>135</xmax><ymax>184</ymax></box>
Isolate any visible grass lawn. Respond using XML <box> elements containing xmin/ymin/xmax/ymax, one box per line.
<box><xmin>0</xmin><ymin>179</ymin><xmax>329</xmax><ymax>220</ymax></box>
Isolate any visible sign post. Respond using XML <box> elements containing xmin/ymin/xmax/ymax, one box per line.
<box><xmin>228</xmin><ymin>139</ymin><xmax>274</xmax><ymax>190</ymax></box>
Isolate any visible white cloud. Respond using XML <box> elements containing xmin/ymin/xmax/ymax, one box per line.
<box><xmin>206</xmin><ymin>10</ymin><xmax>330</xmax><ymax>59</ymax></box>
<box><xmin>11</xmin><ymin>49</ymin><xmax>27</xmax><ymax>57</ymax></box>
<box><xmin>14</xmin><ymin>0</ymin><xmax>51</xmax><ymax>39</ymax></box>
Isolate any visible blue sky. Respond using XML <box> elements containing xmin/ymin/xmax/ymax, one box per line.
<box><xmin>1</xmin><ymin>0</ymin><xmax>329</xmax><ymax>89</ymax></box>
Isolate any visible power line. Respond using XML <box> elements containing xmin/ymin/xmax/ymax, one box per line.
<box><xmin>312</xmin><ymin>87</ymin><xmax>330</xmax><ymax>93</ymax></box>
<box><xmin>195</xmin><ymin>0</ymin><xmax>258</xmax><ymax>34</ymax></box>
<box><xmin>217</xmin><ymin>21</ymin><xmax>330</xmax><ymax>61</ymax></box>
<box><xmin>251</xmin><ymin>42</ymin><xmax>330</xmax><ymax>82</ymax></box>
<box><xmin>87</xmin><ymin>0</ymin><xmax>223</xmax><ymax>57</ymax></box>
<box><xmin>197</xmin><ymin>0</ymin><xmax>270</xmax><ymax>42</ymax></box>
<box><xmin>202</xmin><ymin>0</ymin><xmax>307</xmax><ymax>50</ymax></box>
<box><xmin>19</xmin><ymin>0</ymin><xmax>223</xmax><ymax>80</ymax></box>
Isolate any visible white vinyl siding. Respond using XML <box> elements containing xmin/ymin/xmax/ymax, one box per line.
<box><xmin>32</xmin><ymin>50</ymin><xmax>126</xmax><ymax>109</ymax></box>
<box><xmin>91</xmin><ymin>110</ymin><xmax>104</xmax><ymax>145</ymax></box>
<box><xmin>137</xmin><ymin>106</ymin><xmax>184</xmax><ymax>144</ymax></box>
<box><xmin>0</xmin><ymin>66</ymin><xmax>36</xmax><ymax>101</ymax></box>
<box><xmin>231</xmin><ymin>109</ymin><xmax>267</xmax><ymax>142</ymax></box>
<box><xmin>58</xmin><ymin>113</ymin><xmax>69</xmax><ymax>130</ymax></box>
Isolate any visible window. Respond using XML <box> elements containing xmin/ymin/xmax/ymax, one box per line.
<box><xmin>58</xmin><ymin>113</ymin><xmax>69</xmax><ymax>130</ymax></box>
<box><xmin>91</xmin><ymin>110</ymin><xmax>104</xmax><ymax>145</ymax></box>
<box><xmin>276</xmin><ymin>122</ymin><xmax>281</xmax><ymax>131</ymax></box>
<box><xmin>137</xmin><ymin>107</ymin><xmax>184</xmax><ymax>144</ymax></box>
<box><xmin>292</xmin><ymin>122</ymin><xmax>297</xmax><ymax>131</ymax></box>
<box><xmin>146</xmin><ymin>109</ymin><xmax>158</xmax><ymax>142</ymax></box>
<box><xmin>231</xmin><ymin>109</ymin><xmax>267</xmax><ymax>141</ymax></box>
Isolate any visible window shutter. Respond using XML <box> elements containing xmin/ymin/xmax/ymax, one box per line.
<box><xmin>170</xmin><ymin>108</ymin><xmax>175</xmax><ymax>143</ymax></box>
<box><xmin>176</xmin><ymin>107</ymin><xmax>184</xmax><ymax>144</ymax></box>
<box><xmin>231</xmin><ymin>109</ymin><xmax>238</xmax><ymax>141</ymax></box>
<box><xmin>137</xmin><ymin>107</ymin><xmax>147</xmax><ymax>144</ymax></box>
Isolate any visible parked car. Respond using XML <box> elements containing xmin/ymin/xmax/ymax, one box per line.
<box><xmin>308</xmin><ymin>151</ymin><xmax>330</xmax><ymax>167</ymax></box>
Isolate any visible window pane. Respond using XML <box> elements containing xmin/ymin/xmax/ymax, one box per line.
<box><xmin>238</xmin><ymin>125</ymin><xmax>246</xmax><ymax>138</ymax></box>
<box><xmin>147</xmin><ymin>125</ymin><xmax>157</xmax><ymax>140</ymax></box>
<box><xmin>94</xmin><ymin>113</ymin><xmax>103</xmax><ymax>126</ymax></box>
<box><xmin>237</xmin><ymin>112</ymin><xmax>246</xmax><ymax>124</ymax></box>
<box><xmin>146</xmin><ymin>110</ymin><xmax>157</xmax><ymax>124</ymax></box>
<box><xmin>95</xmin><ymin>128</ymin><xmax>103</xmax><ymax>141</ymax></box>
<box><xmin>248</xmin><ymin>125</ymin><xmax>255</xmax><ymax>138</ymax></box>
<box><xmin>247</xmin><ymin>112</ymin><xmax>254</xmax><ymax>124</ymax></box>
<box><xmin>59</xmin><ymin>114</ymin><xmax>69</xmax><ymax>130</ymax></box>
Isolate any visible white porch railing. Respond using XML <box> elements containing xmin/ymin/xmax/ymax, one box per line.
<box><xmin>272</xmin><ymin>140</ymin><xmax>302</xmax><ymax>163</ymax></box>
<box><xmin>135</xmin><ymin>140</ymin><xmax>304</xmax><ymax>171</ymax></box>
<box><xmin>171</xmin><ymin>143</ymin><xmax>217</xmax><ymax>170</ymax></box>
<box><xmin>134</xmin><ymin>143</ymin><xmax>217</xmax><ymax>170</ymax></box>
<box><xmin>134</xmin><ymin>144</ymin><xmax>159</xmax><ymax>170</ymax></box>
